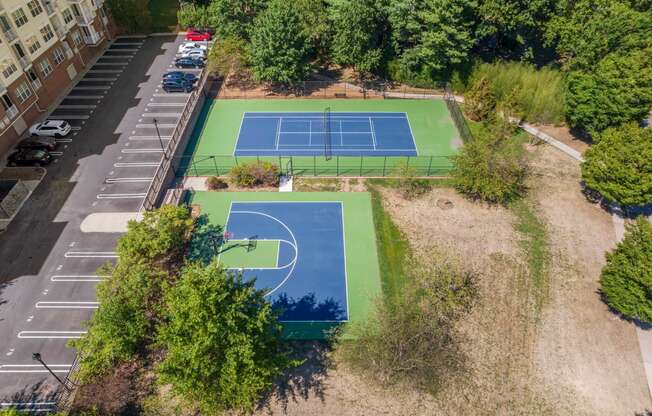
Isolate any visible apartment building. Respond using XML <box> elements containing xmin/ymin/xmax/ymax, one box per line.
<box><xmin>0</xmin><ymin>0</ymin><xmax>117</xmax><ymax>157</ymax></box>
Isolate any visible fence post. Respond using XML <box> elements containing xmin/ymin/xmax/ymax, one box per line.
<box><xmin>313</xmin><ymin>156</ymin><xmax>316</xmax><ymax>176</ymax></box>
<box><xmin>193</xmin><ymin>160</ymin><xmax>198</xmax><ymax>177</ymax></box>
<box><xmin>234</xmin><ymin>156</ymin><xmax>239</xmax><ymax>166</ymax></box>
<box><xmin>382</xmin><ymin>156</ymin><xmax>387</xmax><ymax>177</ymax></box>
<box><xmin>427</xmin><ymin>156</ymin><xmax>433</xmax><ymax>176</ymax></box>
<box><xmin>336</xmin><ymin>156</ymin><xmax>339</xmax><ymax>177</ymax></box>
<box><xmin>359</xmin><ymin>156</ymin><xmax>363</xmax><ymax>176</ymax></box>
<box><xmin>406</xmin><ymin>157</ymin><xmax>410</xmax><ymax>169</ymax></box>
<box><xmin>212</xmin><ymin>156</ymin><xmax>218</xmax><ymax>176</ymax></box>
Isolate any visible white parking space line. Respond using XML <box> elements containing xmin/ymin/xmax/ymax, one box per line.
<box><xmin>66</xmin><ymin>95</ymin><xmax>104</xmax><ymax>99</ymax></box>
<box><xmin>94</xmin><ymin>62</ymin><xmax>129</xmax><ymax>66</ymax></box>
<box><xmin>141</xmin><ymin>112</ymin><xmax>182</xmax><ymax>117</ymax></box>
<box><xmin>97</xmin><ymin>193</ymin><xmax>147</xmax><ymax>199</ymax></box>
<box><xmin>73</xmin><ymin>86</ymin><xmax>111</xmax><ymax>90</ymax></box>
<box><xmin>136</xmin><ymin>123</ymin><xmax>176</xmax><ymax>128</ymax></box>
<box><xmin>129</xmin><ymin>135</ymin><xmax>172</xmax><ymax>141</ymax></box>
<box><xmin>100</xmin><ymin>55</ymin><xmax>133</xmax><ymax>59</ymax></box>
<box><xmin>114</xmin><ymin>162</ymin><xmax>160</xmax><ymax>167</ymax></box>
<box><xmin>18</xmin><ymin>331</ymin><xmax>86</xmax><ymax>339</ymax></box>
<box><xmin>64</xmin><ymin>251</ymin><xmax>117</xmax><ymax>258</ymax></box>
<box><xmin>113</xmin><ymin>42</ymin><xmax>143</xmax><ymax>46</ymax></box>
<box><xmin>51</xmin><ymin>275</ymin><xmax>104</xmax><ymax>282</ymax></box>
<box><xmin>105</xmin><ymin>177</ymin><xmax>153</xmax><ymax>183</ymax></box>
<box><xmin>88</xmin><ymin>69</ymin><xmax>123</xmax><ymax>74</ymax></box>
<box><xmin>49</xmin><ymin>151</ymin><xmax>64</xmax><ymax>156</ymax></box>
<box><xmin>0</xmin><ymin>364</ymin><xmax>72</xmax><ymax>373</ymax></box>
<box><xmin>58</xmin><ymin>105</ymin><xmax>97</xmax><ymax>109</ymax></box>
<box><xmin>70</xmin><ymin>126</ymin><xmax>82</xmax><ymax>131</ymax></box>
<box><xmin>35</xmin><ymin>301</ymin><xmax>98</xmax><ymax>309</ymax></box>
<box><xmin>121</xmin><ymin>149</ymin><xmax>164</xmax><ymax>153</ymax></box>
<box><xmin>55</xmin><ymin>138</ymin><xmax>73</xmax><ymax>143</ymax></box>
<box><xmin>81</xmin><ymin>77</ymin><xmax>118</xmax><ymax>82</ymax></box>
<box><xmin>108</xmin><ymin>48</ymin><xmax>140</xmax><ymax>52</ymax></box>
<box><xmin>48</xmin><ymin>115</ymin><xmax>90</xmax><ymax>120</ymax></box>
<box><xmin>147</xmin><ymin>103</ymin><xmax>185</xmax><ymax>107</ymax></box>
<box><xmin>153</xmin><ymin>93</ymin><xmax>190</xmax><ymax>97</ymax></box>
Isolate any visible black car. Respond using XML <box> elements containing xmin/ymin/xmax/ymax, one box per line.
<box><xmin>162</xmin><ymin>79</ymin><xmax>194</xmax><ymax>93</ymax></box>
<box><xmin>17</xmin><ymin>136</ymin><xmax>57</xmax><ymax>151</ymax></box>
<box><xmin>163</xmin><ymin>71</ymin><xmax>198</xmax><ymax>84</ymax></box>
<box><xmin>174</xmin><ymin>57</ymin><xmax>205</xmax><ymax>69</ymax></box>
<box><xmin>7</xmin><ymin>149</ymin><xmax>53</xmax><ymax>166</ymax></box>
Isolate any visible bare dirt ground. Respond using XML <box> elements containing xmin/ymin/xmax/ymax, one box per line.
<box><xmin>255</xmin><ymin>144</ymin><xmax>650</xmax><ymax>416</ymax></box>
<box><xmin>529</xmin><ymin>144</ymin><xmax>650</xmax><ymax>415</ymax></box>
<box><xmin>533</xmin><ymin>124</ymin><xmax>591</xmax><ymax>155</ymax></box>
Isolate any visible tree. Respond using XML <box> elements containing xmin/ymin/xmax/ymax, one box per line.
<box><xmin>105</xmin><ymin>0</ymin><xmax>151</xmax><ymax>33</ymax></box>
<box><xmin>600</xmin><ymin>217</ymin><xmax>652</xmax><ymax>323</ymax></box>
<box><xmin>565</xmin><ymin>48</ymin><xmax>652</xmax><ymax>133</ymax></box>
<box><xmin>389</xmin><ymin>0</ymin><xmax>477</xmax><ymax>78</ymax></box>
<box><xmin>207</xmin><ymin>36</ymin><xmax>249</xmax><ymax>78</ymax></box>
<box><xmin>451</xmin><ymin>125</ymin><xmax>528</xmax><ymax>204</ymax></box>
<box><xmin>330</xmin><ymin>0</ymin><xmax>389</xmax><ymax>76</ymax></box>
<box><xmin>464</xmin><ymin>75</ymin><xmax>496</xmax><ymax>122</ymax></box>
<box><xmin>249</xmin><ymin>0</ymin><xmax>313</xmax><ymax>84</ymax></box>
<box><xmin>205</xmin><ymin>0</ymin><xmax>268</xmax><ymax>40</ymax></box>
<box><xmin>581</xmin><ymin>123</ymin><xmax>652</xmax><ymax>206</ymax></box>
<box><xmin>156</xmin><ymin>261</ymin><xmax>296</xmax><ymax>413</ymax></box>
<box><xmin>177</xmin><ymin>3</ymin><xmax>212</xmax><ymax>29</ymax></box>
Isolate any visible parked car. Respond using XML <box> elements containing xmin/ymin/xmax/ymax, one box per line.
<box><xmin>162</xmin><ymin>79</ymin><xmax>194</xmax><ymax>93</ymax></box>
<box><xmin>185</xmin><ymin>29</ymin><xmax>212</xmax><ymax>42</ymax></box>
<box><xmin>17</xmin><ymin>136</ymin><xmax>57</xmax><ymax>151</ymax></box>
<box><xmin>178</xmin><ymin>42</ymin><xmax>208</xmax><ymax>54</ymax></box>
<box><xmin>163</xmin><ymin>71</ymin><xmax>198</xmax><ymax>84</ymax></box>
<box><xmin>7</xmin><ymin>149</ymin><xmax>53</xmax><ymax>166</ymax></box>
<box><xmin>181</xmin><ymin>49</ymin><xmax>206</xmax><ymax>60</ymax></box>
<box><xmin>29</xmin><ymin>120</ymin><xmax>71</xmax><ymax>137</ymax></box>
<box><xmin>174</xmin><ymin>57</ymin><xmax>205</xmax><ymax>69</ymax></box>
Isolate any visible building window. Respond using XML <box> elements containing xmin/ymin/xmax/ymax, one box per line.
<box><xmin>72</xmin><ymin>30</ymin><xmax>82</xmax><ymax>46</ymax></box>
<box><xmin>62</xmin><ymin>8</ymin><xmax>74</xmax><ymax>25</ymax></box>
<box><xmin>53</xmin><ymin>47</ymin><xmax>65</xmax><ymax>65</ymax></box>
<box><xmin>27</xmin><ymin>37</ymin><xmax>41</xmax><ymax>54</ymax></box>
<box><xmin>1</xmin><ymin>62</ymin><xmax>17</xmax><ymax>78</ymax></box>
<box><xmin>40</xmin><ymin>25</ymin><xmax>55</xmax><ymax>43</ymax></box>
<box><xmin>27</xmin><ymin>0</ymin><xmax>43</xmax><ymax>18</ymax></box>
<box><xmin>39</xmin><ymin>58</ymin><xmax>52</xmax><ymax>77</ymax></box>
<box><xmin>12</xmin><ymin>8</ymin><xmax>29</xmax><ymax>28</ymax></box>
<box><xmin>15</xmin><ymin>82</ymin><xmax>32</xmax><ymax>103</ymax></box>
<box><xmin>1</xmin><ymin>94</ymin><xmax>14</xmax><ymax>111</ymax></box>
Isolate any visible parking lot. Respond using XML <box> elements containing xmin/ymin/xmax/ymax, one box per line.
<box><xmin>0</xmin><ymin>34</ymin><xmax>203</xmax><ymax>412</ymax></box>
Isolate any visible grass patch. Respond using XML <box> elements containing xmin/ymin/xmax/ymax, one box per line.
<box><xmin>367</xmin><ymin>185</ymin><xmax>411</xmax><ymax>302</ymax></box>
<box><xmin>293</xmin><ymin>178</ymin><xmax>342</xmax><ymax>192</ymax></box>
<box><xmin>511</xmin><ymin>199</ymin><xmax>550</xmax><ymax>310</ymax></box>
<box><xmin>149</xmin><ymin>0</ymin><xmax>178</xmax><ymax>32</ymax></box>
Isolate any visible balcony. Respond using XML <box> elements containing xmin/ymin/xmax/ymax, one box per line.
<box><xmin>54</xmin><ymin>25</ymin><xmax>66</xmax><ymax>39</ymax></box>
<box><xmin>5</xmin><ymin>105</ymin><xmax>18</xmax><ymax>119</ymax></box>
<box><xmin>30</xmin><ymin>78</ymin><xmax>42</xmax><ymax>90</ymax></box>
<box><xmin>2</xmin><ymin>28</ymin><xmax>18</xmax><ymax>43</ymax></box>
<box><xmin>83</xmin><ymin>32</ymin><xmax>102</xmax><ymax>45</ymax></box>
<box><xmin>43</xmin><ymin>2</ymin><xmax>56</xmax><ymax>16</ymax></box>
<box><xmin>18</xmin><ymin>56</ymin><xmax>31</xmax><ymax>70</ymax></box>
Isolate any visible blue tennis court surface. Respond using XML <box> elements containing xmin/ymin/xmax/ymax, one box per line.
<box><xmin>225</xmin><ymin>201</ymin><xmax>348</xmax><ymax>322</ymax></box>
<box><xmin>234</xmin><ymin>112</ymin><xmax>418</xmax><ymax>156</ymax></box>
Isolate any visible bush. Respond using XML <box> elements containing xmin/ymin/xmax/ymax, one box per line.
<box><xmin>177</xmin><ymin>3</ymin><xmax>211</xmax><ymax>29</ymax></box>
<box><xmin>451</xmin><ymin>126</ymin><xmax>529</xmax><ymax>204</ymax></box>
<box><xmin>467</xmin><ymin>62</ymin><xmax>566</xmax><ymax>124</ymax></box>
<box><xmin>339</xmin><ymin>252</ymin><xmax>476</xmax><ymax>392</ymax></box>
<box><xmin>581</xmin><ymin>123</ymin><xmax>652</xmax><ymax>206</ymax></box>
<box><xmin>229</xmin><ymin>161</ymin><xmax>280</xmax><ymax>187</ymax></box>
<box><xmin>393</xmin><ymin>162</ymin><xmax>432</xmax><ymax>199</ymax></box>
<box><xmin>205</xmin><ymin>176</ymin><xmax>229</xmax><ymax>190</ymax></box>
<box><xmin>600</xmin><ymin>217</ymin><xmax>652</xmax><ymax>323</ymax></box>
<box><xmin>464</xmin><ymin>76</ymin><xmax>496</xmax><ymax>122</ymax></box>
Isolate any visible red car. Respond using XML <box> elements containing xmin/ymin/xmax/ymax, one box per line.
<box><xmin>185</xmin><ymin>29</ymin><xmax>212</xmax><ymax>42</ymax></box>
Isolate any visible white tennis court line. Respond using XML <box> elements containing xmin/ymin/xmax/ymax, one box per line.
<box><xmin>369</xmin><ymin>117</ymin><xmax>377</xmax><ymax>150</ymax></box>
<box><xmin>274</xmin><ymin>117</ymin><xmax>282</xmax><ymax>150</ymax></box>
<box><xmin>308</xmin><ymin>119</ymin><xmax>312</xmax><ymax>146</ymax></box>
<box><xmin>404</xmin><ymin>114</ymin><xmax>420</xmax><ymax>156</ymax></box>
<box><xmin>340</xmin><ymin>121</ymin><xmax>344</xmax><ymax>146</ymax></box>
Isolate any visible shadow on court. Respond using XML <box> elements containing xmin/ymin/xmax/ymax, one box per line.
<box><xmin>273</xmin><ymin>293</ymin><xmax>346</xmax><ymax>322</ymax></box>
<box><xmin>186</xmin><ymin>214</ymin><xmax>224</xmax><ymax>264</ymax></box>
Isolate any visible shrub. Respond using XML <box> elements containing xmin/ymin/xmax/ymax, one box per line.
<box><xmin>393</xmin><ymin>162</ymin><xmax>432</xmax><ymax>199</ymax></box>
<box><xmin>451</xmin><ymin>126</ymin><xmax>528</xmax><ymax>204</ymax></box>
<box><xmin>464</xmin><ymin>76</ymin><xmax>496</xmax><ymax>122</ymax></box>
<box><xmin>467</xmin><ymin>62</ymin><xmax>566</xmax><ymax>124</ymax></box>
<box><xmin>205</xmin><ymin>176</ymin><xmax>229</xmax><ymax>191</ymax></box>
<box><xmin>600</xmin><ymin>217</ymin><xmax>652</xmax><ymax>323</ymax></box>
<box><xmin>229</xmin><ymin>161</ymin><xmax>280</xmax><ymax>187</ymax></box>
<box><xmin>581</xmin><ymin>123</ymin><xmax>652</xmax><ymax>206</ymax></box>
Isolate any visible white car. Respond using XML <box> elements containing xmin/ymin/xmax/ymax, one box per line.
<box><xmin>29</xmin><ymin>120</ymin><xmax>71</xmax><ymax>137</ymax></box>
<box><xmin>177</xmin><ymin>42</ymin><xmax>208</xmax><ymax>54</ymax></box>
<box><xmin>181</xmin><ymin>49</ymin><xmax>207</xmax><ymax>60</ymax></box>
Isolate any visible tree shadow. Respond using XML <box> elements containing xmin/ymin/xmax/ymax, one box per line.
<box><xmin>2</xmin><ymin>379</ymin><xmax>60</xmax><ymax>413</ymax></box>
<box><xmin>186</xmin><ymin>213</ymin><xmax>224</xmax><ymax>264</ymax></box>
<box><xmin>273</xmin><ymin>293</ymin><xmax>346</xmax><ymax>321</ymax></box>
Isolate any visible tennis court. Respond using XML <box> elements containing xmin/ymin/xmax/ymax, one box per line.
<box><xmin>187</xmin><ymin>191</ymin><xmax>381</xmax><ymax>339</ymax></box>
<box><xmin>235</xmin><ymin>112</ymin><xmax>417</xmax><ymax>156</ymax></box>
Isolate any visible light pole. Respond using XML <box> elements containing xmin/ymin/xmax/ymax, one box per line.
<box><xmin>32</xmin><ymin>353</ymin><xmax>71</xmax><ymax>391</ymax></box>
<box><xmin>153</xmin><ymin>118</ymin><xmax>167</xmax><ymax>160</ymax></box>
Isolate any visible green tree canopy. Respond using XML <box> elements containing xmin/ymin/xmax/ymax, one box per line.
<box><xmin>105</xmin><ymin>0</ymin><xmax>152</xmax><ymax>33</ymax></box>
<box><xmin>600</xmin><ymin>217</ymin><xmax>652</xmax><ymax>323</ymax></box>
<box><xmin>581</xmin><ymin>123</ymin><xmax>652</xmax><ymax>206</ymax></box>
<box><xmin>565</xmin><ymin>48</ymin><xmax>652</xmax><ymax>133</ymax></box>
<box><xmin>330</xmin><ymin>0</ymin><xmax>389</xmax><ymax>76</ymax></box>
<box><xmin>156</xmin><ymin>260</ymin><xmax>295</xmax><ymax>413</ymax></box>
<box><xmin>205</xmin><ymin>0</ymin><xmax>268</xmax><ymax>40</ymax></box>
<box><xmin>249</xmin><ymin>0</ymin><xmax>313</xmax><ymax>84</ymax></box>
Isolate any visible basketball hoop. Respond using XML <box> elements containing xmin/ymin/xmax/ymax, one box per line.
<box><xmin>223</xmin><ymin>231</ymin><xmax>234</xmax><ymax>243</ymax></box>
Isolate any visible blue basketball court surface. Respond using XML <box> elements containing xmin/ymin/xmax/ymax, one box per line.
<box><xmin>234</xmin><ymin>112</ymin><xmax>418</xmax><ymax>157</ymax></box>
<box><xmin>223</xmin><ymin>201</ymin><xmax>349</xmax><ymax>322</ymax></box>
